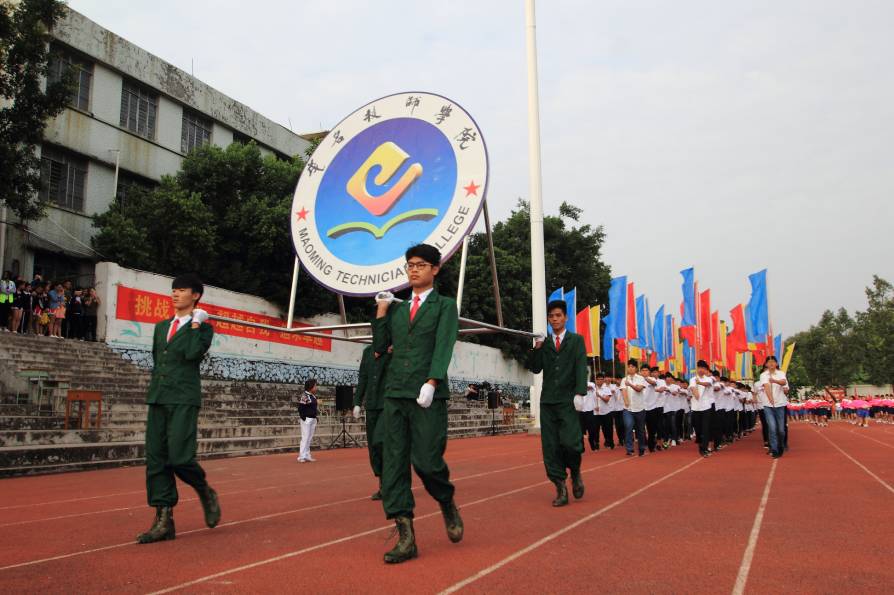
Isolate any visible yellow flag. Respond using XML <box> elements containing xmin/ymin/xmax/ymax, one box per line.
<box><xmin>781</xmin><ymin>342</ymin><xmax>796</xmax><ymax>372</ymax></box>
<box><xmin>589</xmin><ymin>305</ymin><xmax>600</xmax><ymax>358</ymax></box>
<box><xmin>719</xmin><ymin>321</ymin><xmax>728</xmax><ymax>368</ymax></box>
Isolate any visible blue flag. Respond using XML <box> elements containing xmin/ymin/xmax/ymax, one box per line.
<box><xmin>633</xmin><ymin>295</ymin><xmax>647</xmax><ymax>351</ymax></box>
<box><xmin>547</xmin><ymin>287</ymin><xmax>563</xmax><ymax>335</ymax></box>
<box><xmin>564</xmin><ymin>288</ymin><xmax>577</xmax><ymax>333</ymax></box>
<box><xmin>680</xmin><ymin>267</ymin><xmax>696</xmax><ymax>327</ymax></box>
<box><xmin>602</xmin><ymin>276</ymin><xmax>627</xmax><ymax>360</ymax></box>
<box><xmin>747</xmin><ymin>269</ymin><xmax>769</xmax><ymax>339</ymax></box>
<box><xmin>653</xmin><ymin>305</ymin><xmax>666</xmax><ymax>361</ymax></box>
<box><xmin>773</xmin><ymin>334</ymin><xmax>782</xmax><ymax>362</ymax></box>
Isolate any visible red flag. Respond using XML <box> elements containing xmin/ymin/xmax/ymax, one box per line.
<box><xmin>576</xmin><ymin>307</ymin><xmax>593</xmax><ymax>356</ymax></box>
<box><xmin>649</xmin><ymin>351</ymin><xmax>657</xmax><ymax>367</ymax></box>
<box><xmin>616</xmin><ymin>338</ymin><xmax>628</xmax><ymax>363</ymax></box>
<box><xmin>753</xmin><ymin>348</ymin><xmax>767</xmax><ymax>367</ymax></box>
<box><xmin>626</xmin><ymin>283</ymin><xmax>637</xmax><ymax>340</ymax></box>
<box><xmin>711</xmin><ymin>311</ymin><xmax>719</xmax><ymax>365</ymax></box>
<box><xmin>699</xmin><ymin>289</ymin><xmax>711</xmax><ymax>360</ymax></box>
<box><xmin>727</xmin><ymin>304</ymin><xmax>747</xmax><ymax>370</ymax></box>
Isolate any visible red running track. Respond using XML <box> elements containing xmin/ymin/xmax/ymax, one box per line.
<box><xmin>0</xmin><ymin>423</ymin><xmax>891</xmax><ymax>594</ymax></box>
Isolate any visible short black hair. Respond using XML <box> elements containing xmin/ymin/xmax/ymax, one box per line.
<box><xmin>172</xmin><ymin>274</ymin><xmax>204</xmax><ymax>301</ymax></box>
<box><xmin>650</xmin><ymin>366</ymin><xmax>659</xmax><ymax>372</ymax></box>
<box><xmin>765</xmin><ymin>355</ymin><xmax>779</xmax><ymax>364</ymax></box>
<box><xmin>640</xmin><ymin>363</ymin><xmax>650</xmax><ymax>370</ymax></box>
<box><xmin>720</xmin><ymin>376</ymin><xmax>729</xmax><ymax>382</ymax></box>
<box><xmin>304</xmin><ymin>378</ymin><xmax>317</xmax><ymax>391</ymax></box>
<box><xmin>711</xmin><ymin>369</ymin><xmax>720</xmax><ymax>377</ymax></box>
<box><xmin>595</xmin><ymin>372</ymin><xmax>605</xmax><ymax>379</ymax></box>
<box><xmin>405</xmin><ymin>243</ymin><xmax>441</xmax><ymax>266</ymax></box>
<box><xmin>697</xmin><ymin>359</ymin><xmax>709</xmax><ymax>369</ymax></box>
<box><xmin>627</xmin><ymin>359</ymin><xmax>638</xmax><ymax>368</ymax></box>
<box><xmin>547</xmin><ymin>300</ymin><xmax>567</xmax><ymax>315</ymax></box>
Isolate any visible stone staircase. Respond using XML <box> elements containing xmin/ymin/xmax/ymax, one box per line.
<box><xmin>0</xmin><ymin>333</ymin><xmax>531</xmax><ymax>476</ymax></box>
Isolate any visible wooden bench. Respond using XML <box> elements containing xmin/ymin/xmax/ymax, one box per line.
<box><xmin>65</xmin><ymin>390</ymin><xmax>103</xmax><ymax>430</ymax></box>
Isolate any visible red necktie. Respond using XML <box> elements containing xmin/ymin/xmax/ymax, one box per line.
<box><xmin>409</xmin><ymin>295</ymin><xmax>421</xmax><ymax>322</ymax></box>
<box><xmin>555</xmin><ymin>335</ymin><xmax>561</xmax><ymax>351</ymax></box>
<box><xmin>167</xmin><ymin>319</ymin><xmax>180</xmax><ymax>342</ymax></box>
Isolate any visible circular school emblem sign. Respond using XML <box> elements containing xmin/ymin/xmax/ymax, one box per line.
<box><xmin>290</xmin><ymin>92</ymin><xmax>488</xmax><ymax>296</ymax></box>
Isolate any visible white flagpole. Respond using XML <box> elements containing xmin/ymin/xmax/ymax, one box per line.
<box><xmin>286</xmin><ymin>257</ymin><xmax>300</xmax><ymax>329</ymax></box>
<box><xmin>526</xmin><ymin>0</ymin><xmax>547</xmax><ymax>431</ymax></box>
<box><xmin>455</xmin><ymin>235</ymin><xmax>471</xmax><ymax>315</ymax></box>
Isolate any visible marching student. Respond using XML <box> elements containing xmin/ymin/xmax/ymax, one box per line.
<box><xmin>760</xmin><ymin>356</ymin><xmax>790</xmax><ymax>458</ymax></box>
<box><xmin>581</xmin><ymin>381</ymin><xmax>599</xmax><ymax>451</ymax></box>
<box><xmin>526</xmin><ymin>299</ymin><xmax>589</xmax><ymax>506</ymax></box>
<box><xmin>688</xmin><ymin>360</ymin><xmax>716</xmax><ymax>457</ymax></box>
<box><xmin>620</xmin><ymin>360</ymin><xmax>647</xmax><ymax>457</ymax></box>
<box><xmin>642</xmin><ymin>364</ymin><xmax>662</xmax><ymax>453</ymax></box>
<box><xmin>373</xmin><ymin>244</ymin><xmax>462</xmax><ymax>564</ymax></box>
<box><xmin>610</xmin><ymin>377</ymin><xmax>626</xmax><ymax>448</ymax></box>
<box><xmin>662</xmin><ymin>374</ymin><xmax>681</xmax><ymax>446</ymax></box>
<box><xmin>353</xmin><ymin>343</ymin><xmax>391</xmax><ymax>499</ymax></box>
<box><xmin>594</xmin><ymin>373</ymin><xmax>616</xmax><ymax>449</ymax></box>
<box><xmin>137</xmin><ymin>274</ymin><xmax>220</xmax><ymax>544</ymax></box>
<box><xmin>652</xmin><ymin>367</ymin><xmax>669</xmax><ymax>450</ymax></box>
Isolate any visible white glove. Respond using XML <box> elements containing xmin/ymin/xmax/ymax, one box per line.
<box><xmin>375</xmin><ymin>291</ymin><xmax>395</xmax><ymax>304</ymax></box>
<box><xmin>192</xmin><ymin>309</ymin><xmax>209</xmax><ymax>324</ymax></box>
<box><xmin>573</xmin><ymin>395</ymin><xmax>584</xmax><ymax>411</ymax></box>
<box><xmin>533</xmin><ymin>333</ymin><xmax>546</xmax><ymax>343</ymax></box>
<box><xmin>417</xmin><ymin>383</ymin><xmax>435</xmax><ymax>408</ymax></box>
<box><xmin>352</xmin><ymin>405</ymin><xmax>361</xmax><ymax>419</ymax></box>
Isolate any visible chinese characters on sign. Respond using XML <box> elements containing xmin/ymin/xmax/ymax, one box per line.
<box><xmin>115</xmin><ymin>286</ymin><xmax>332</xmax><ymax>351</ymax></box>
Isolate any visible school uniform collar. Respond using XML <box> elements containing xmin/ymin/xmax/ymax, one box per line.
<box><xmin>550</xmin><ymin>328</ymin><xmax>567</xmax><ymax>351</ymax></box>
<box><xmin>165</xmin><ymin>313</ymin><xmax>193</xmax><ymax>342</ymax></box>
<box><xmin>407</xmin><ymin>288</ymin><xmax>438</xmax><ymax>328</ymax></box>
<box><xmin>410</xmin><ymin>287</ymin><xmax>434</xmax><ymax>306</ymax></box>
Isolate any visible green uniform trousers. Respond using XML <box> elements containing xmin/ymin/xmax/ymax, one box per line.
<box><xmin>366</xmin><ymin>408</ymin><xmax>384</xmax><ymax>479</ymax></box>
<box><xmin>540</xmin><ymin>402</ymin><xmax>584</xmax><ymax>483</ymax></box>
<box><xmin>381</xmin><ymin>398</ymin><xmax>454</xmax><ymax>519</ymax></box>
<box><xmin>145</xmin><ymin>403</ymin><xmax>208</xmax><ymax>507</ymax></box>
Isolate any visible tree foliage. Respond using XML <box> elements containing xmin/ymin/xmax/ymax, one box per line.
<box><xmin>787</xmin><ymin>276</ymin><xmax>894</xmax><ymax>390</ymax></box>
<box><xmin>0</xmin><ymin>0</ymin><xmax>70</xmax><ymax>220</ymax></box>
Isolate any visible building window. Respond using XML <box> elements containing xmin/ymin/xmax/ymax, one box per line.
<box><xmin>181</xmin><ymin>110</ymin><xmax>212</xmax><ymax>153</ymax></box>
<box><xmin>115</xmin><ymin>172</ymin><xmax>155</xmax><ymax>213</ymax></box>
<box><xmin>48</xmin><ymin>46</ymin><xmax>93</xmax><ymax>111</ymax></box>
<box><xmin>39</xmin><ymin>145</ymin><xmax>87</xmax><ymax>212</ymax></box>
<box><xmin>120</xmin><ymin>80</ymin><xmax>157</xmax><ymax>140</ymax></box>
<box><xmin>231</xmin><ymin>130</ymin><xmax>252</xmax><ymax>145</ymax></box>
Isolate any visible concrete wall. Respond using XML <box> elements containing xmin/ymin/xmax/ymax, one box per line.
<box><xmin>94</xmin><ymin>263</ymin><xmax>533</xmax><ymax>396</ymax></box>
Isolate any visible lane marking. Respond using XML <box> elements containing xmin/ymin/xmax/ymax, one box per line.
<box><xmin>731</xmin><ymin>460</ymin><xmax>778</xmax><ymax>595</ymax></box>
<box><xmin>145</xmin><ymin>457</ymin><xmax>631</xmax><ymax>595</ymax></box>
<box><xmin>815</xmin><ymin>430</ymin><xmax>894</xmax><ymax>495</ymax></box>
<box><xmin>846</xmin><ymin>428</ymin><xmax>894</xmax><ymax>450</ymax></box>
<box><xmin>0</xmin><ymin>454</ymin><xmax>552</xmax><ymax>572</ymax></box>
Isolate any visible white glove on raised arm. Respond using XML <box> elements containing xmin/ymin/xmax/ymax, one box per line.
<box><xmin>352</xmin><ymin>405</ymin><xmax>361</xmax><ymax>419</ymax></box>
<box><xmin>417</xmin><ymin>383</ymin><xmax>435</xmax><ymax>408</ymax></box>
<box><xmin>375</xmin><ymin>291</ymin><xmax>395</xmax><ymax>305</ymax></box>
<box><xmin>191</xmin><ymin>309</ymin><xmax>209</xmax><ymax>325</ymax></box>
<box><xmin>573</xmin><ymin>395</ymin><xmax>584</xmax><ymax>411</ymax></box>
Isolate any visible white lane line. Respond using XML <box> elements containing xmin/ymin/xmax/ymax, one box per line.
<box><xmin>847</xmin><ymin>428</ymin><xmax>894</xmax><ymax>450</ymax></box>
<box><xmin>0</xmin><ymin>446</ymin><xmax>521</xmax><ymax>512</ymax></box>
<box><xmin>816</xmin><ymin>430</ymin><xmax>894</xmax><ymax>495</ymax></box>
<box><xmin>0</xmin><ymin>455</ymin><xmax>553</xmax><ymax>572</ymax></box>
<box><xmin>437</xmin><ymin>457</ymin><xmax>702</xmax><ymax>595</ymax></box>
<box><xmin>145</xmin><ymin>457</ymin><xmax>632</xmax><ymax>595</ymax></box>
<box><xmin>731</xmin><ymin>459</ymin><xmax>778</xmax><ymax>595</ymax></box>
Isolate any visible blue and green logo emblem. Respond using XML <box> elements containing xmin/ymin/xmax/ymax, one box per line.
<box><xmin>291</xmin><ymin>92</ymin><xmax>488</xmax><ymax>296</ymax></box>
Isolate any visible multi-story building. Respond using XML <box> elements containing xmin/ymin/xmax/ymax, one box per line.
<box><xmin>1</xmin><ymin>6</ymin><xmax>310</xmax><ymax>285</ymax></box>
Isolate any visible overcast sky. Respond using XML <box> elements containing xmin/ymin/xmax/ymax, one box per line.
<box><xmin>68</xmin><ymin>0</ymin><xmax>894</xmax><ymax>336</ymax></box>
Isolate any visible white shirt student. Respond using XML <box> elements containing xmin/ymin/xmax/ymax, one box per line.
<box><xmin>688</xmin><ymin>373</ymin><xmax>715</xmax><ymax>411</ymax></box>
<box><xmin>620</xmin><ymin>373</ymin><xmax>647</xmax><ymax>412</ymax></box>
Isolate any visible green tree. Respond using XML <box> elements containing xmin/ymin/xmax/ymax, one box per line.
<box><xmin>786</xmin><ymin>308</ymin><xmax>857</xmax><ymax>390</ymax></box>
<box><xmin>853</xmin><ymin>276</ymin><xmax>894</xmax><ymax>386</ymax></box>
<box><xmin>0</xmin><ymin>0</ymin><xmax>70</xmax><ymax>220</ymax></box>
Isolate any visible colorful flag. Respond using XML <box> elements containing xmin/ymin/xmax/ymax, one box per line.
<box><xmin>747</xmin><ymin>269</ymin><xmax>769</xmax><ymax>339</ymax></box>
<box><xmin>719</xmin><ymin>321</ymin><xmax>728</xmax><ymax>370</ymax></box>
<box><xmin>565</xmin><ymin>288</ymin><xmax>577</xmax><ymax>333</ymax></box>
<box><xmin>699</xmin><ymin>289</ymin><xmax>711</xmax><ymax>360</ymax></box>
<box><xmin>711</xmin><ymin>310</ymin><xmax>720</xmax><ymax>365</ymax></box>
<box><xmin>617</xmin><ymin>338</ymin><xmax>628</xmax><ymax>363</ymax></box>
<box><xmin>773</xmin><ymin>334</ymin><xmax>782</xmax><ymax>361</ymax></box>
<box><xmin>576</xmin><ymin>306</ymin><xmax>592</xmax><ymax>355</ymax></box>
<box><xmin>653</xmin><ymin>305</ymin><xmax>666</xmax><ymax>361</ymax></box>
<box><xmin>781</xmin><ymin>342</ymin><xmax>796</xmax><ymax>372</ymax></box>
<box><xmin>627</xmin><ymin>283</ymin><xmax>637</xmax><ymax>341</ymax></box>
<box><xmin>589</xmin><ymin>305</ymin><xmax>600</xmax><ymax>358</ymax></box>
<box><xmin>602</xmin><ymin>276</ymin><xmax>627</xmax><ymax>359</ymax></box>
<box><xmin>680</xmin><ymin>267</ymin><xmax>696</xmax><ymax>326</ymax></box>
<box><xmin>634</xmin><ymin>294</ymin><xmax>647</xmax><ymax>351</ymax></box>
<box><xmin>547</xmin><ymin>287</ymin><xmax>563</xmax><ymax>336</ymax></box>
<box><xmin>728</xmin><ymin>305</ymin><xmax>747</xmax><ymax>356</ymax></box>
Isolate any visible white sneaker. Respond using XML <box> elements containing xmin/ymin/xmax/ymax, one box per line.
<box><xmin>306</xmin><ymin>456</ymin><xmax>317</xmax><ymax>462</ymax></box>
<box><xmin>297</xmin><ymin>457</ymin><xmax>307</xmax><ymax>463</ymax></box>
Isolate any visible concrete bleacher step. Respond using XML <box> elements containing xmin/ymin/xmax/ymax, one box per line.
<box><xmin>0</xmin><ymin>331</ymin><xmax>532</xmax><ymax>477</ymax></box>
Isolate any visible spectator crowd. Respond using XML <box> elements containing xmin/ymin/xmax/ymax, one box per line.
<box><xmin>0</xmin><ymin>271</ymin><xmax>101</xmax><ymax>340</ymax></box>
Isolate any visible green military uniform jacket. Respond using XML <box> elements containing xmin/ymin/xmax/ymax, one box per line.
<box><xmin>354</xmin><ymin>344</ymin><xmax>390</xmax><ymax>411</ymax></box>
<box><xmin>147</xmin><ymin>317</ymin><xmax>214</xmax><ymax>407</ymax></box>
<box><xmin>525</xmin><ymin>331</ymin><xmax>588</xmax><ymax>404</ymax></box>
<box><xmin>372</xmin><ymin>289</ymin><xmax>458</xmax><ymax>400</ymax></box>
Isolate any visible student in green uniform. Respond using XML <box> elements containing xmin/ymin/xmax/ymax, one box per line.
<box><xmin>352</xmin><ymin>342</ymin><xmax>391</xmax><ymax>500</ymax></box>
<box><xmin>525</xmin><ymin>300</ymin><xmax>589</xmax><ymax>507</ymax></box>
<box><xmin>373</xmin><ymin>244</ymin><xmax>462</xmax><ymax>564</ymax></box>
<box><xmin>137</xmin><ymin>274</ymin><xmax>220</xmax><ymax>544</ymax></box>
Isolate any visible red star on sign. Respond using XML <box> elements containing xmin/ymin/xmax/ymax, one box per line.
<box><xmin>296</xmin><ymin>207</ymin><xmax>309</xmax><ymax>221</ymax></box>
<box><xmin>463</xmin><ymin>181</ymin><xmax>480</xmax><ymax>197</ymax></box>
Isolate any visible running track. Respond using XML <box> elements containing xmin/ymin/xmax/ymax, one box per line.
<box><xmin>0</xmin><ymin>422</ymin><xmax>891</xmax><ymax>593</ymax></box>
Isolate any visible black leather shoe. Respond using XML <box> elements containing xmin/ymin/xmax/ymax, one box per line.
<box><xmin>197</xmin><ymin>486</ymin><xmax>221</xmax><ymax>528</ymax></box>
<box><xmin>440</xmin><ymin>500</ymin><xmax>464</xmax><ymax>543</ymax></box>
<box><xmin>384</xmin><ymin>516</ymin><xmax>418</xmax><ymax>564</ymax></box>
<box><xmin>371</xmin><ymin>490</ymin><xmax>383</xmax><ymax>501</ymax></box>
<box><xmin>552</xmin><ymin>480</ymin><xmax>568</xmax><ymax>507</ymax></box>
<box><xmin>571</xmin><ymin>472</ymin><xmax>585</xmax><ymax>499</ymax></box>
<box><xmin>136</xmin><ymin>507</ymin><xmax>175</xmax><ymax>544</ymax></box>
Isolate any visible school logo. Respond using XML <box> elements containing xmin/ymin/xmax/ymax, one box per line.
<box><xmin>291</xmin><ymin>92</ymin><xmax>488</xmax><ymax>296</ymax></box>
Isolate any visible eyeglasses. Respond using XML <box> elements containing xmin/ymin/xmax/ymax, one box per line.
<box><xmin>405</xmin><ymin>262</ymin><xmax>432</xmax><ymax>270</ymax></box>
